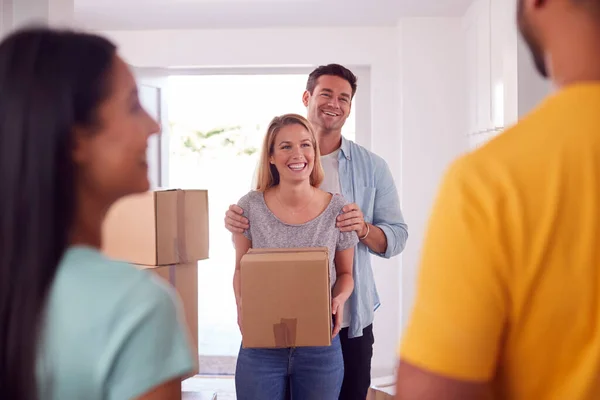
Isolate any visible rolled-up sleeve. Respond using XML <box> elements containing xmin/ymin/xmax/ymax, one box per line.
<box><xmin>371</xmin><ymin>158</ymin><xmax>408</xmax><ymax>259</ymax></box>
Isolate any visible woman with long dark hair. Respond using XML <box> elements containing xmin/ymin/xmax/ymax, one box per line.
<box><xmin>0</xmin><ymin>27</ymin><xmax>196</xmax><ymax>399</ymax></box>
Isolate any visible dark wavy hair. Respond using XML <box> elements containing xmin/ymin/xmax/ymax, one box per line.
<box><xmin>0</xmin><ymin>26</ymin><xmax>117</xmax><ymax>399</ymax></box>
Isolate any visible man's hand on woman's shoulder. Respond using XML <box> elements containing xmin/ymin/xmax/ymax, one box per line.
<box><xmin>224</xmin><ymin>204</ymin><xmax>249</xmax><ymax>233</ymax></box>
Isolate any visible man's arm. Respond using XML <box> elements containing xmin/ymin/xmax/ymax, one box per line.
<box><xmin>395</xmin><ymin>361</ymin><xmax>492</xmax><ymax>400</ymax></box>
<box><xmin>369</xmin><ymin>157</ymin><xmax>408</xmax><ymax>258</ymax></box>
<box><xmin>337</xmin><ymin>203</ymin><xmax>388</xmax><ymax>254</ymax></box>
<box><xmin>336</xmin><ymin>157</ymin><xmax>408</xmax><ymax>257</ymax></box>
<box><xmin>358</xmin><ymin>220</ymin><xmax>388</xmax><ymax>254</ymax></box>
<box><xmin>396</xmin><ymin>158</ymin><xmax>508</xmax><ymax>399</ymax></box>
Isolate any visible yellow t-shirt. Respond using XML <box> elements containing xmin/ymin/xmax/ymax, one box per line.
<box><xmin>399</xmin><ymin>83</ymin><xmax>600</xmax><ymax>399</ymax></box>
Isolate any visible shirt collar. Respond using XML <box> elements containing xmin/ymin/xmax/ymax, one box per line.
<box><xmin>339</xmin><ymin>136</ymin><xmax>351</xmax><ymax>160</ymax></box>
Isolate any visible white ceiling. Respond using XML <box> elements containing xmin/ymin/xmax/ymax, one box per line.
<box><xmin>74</xmin><ymin>0</ymin><xmax>474</xmax><ymax>30</ymax></box>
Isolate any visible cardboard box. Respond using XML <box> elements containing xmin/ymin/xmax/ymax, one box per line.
<box><xmin>367</xmin><ymin>384</ymin><xmax>395</xmax><ymax>400</ymax></box>
<box><xmin>102</xmin><ymin>189</ymin><xmax>209</xmax><ymax>266</ymax></box>
<box><xmin>140</xmin><ymin>262</ymin><xmax>199</xmax><ymax>375</ymax></box>
<box><xmin>181</xmin><ymin>390</ymin><xmax>217</xmax><ymax>400</ymax></box>
<box><xmin>367</xmin><ymin>376</ymin><xmax>396</xmax><ymax>400</ymax></box>
<box><xmin>240</xmin><ymin>247</ymin><xmax>331</xmax><ymax>348</ymax></box>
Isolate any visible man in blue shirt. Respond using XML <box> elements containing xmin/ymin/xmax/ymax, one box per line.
<box><xmin>225</xmin><ymin>64</ymin><xmax>408</xmax><ymax>399</ymax></box>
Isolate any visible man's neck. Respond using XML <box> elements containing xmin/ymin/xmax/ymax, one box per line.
<box><xmin>316</xmin><ymin>128</ymin><xmax>343</xmax><ymax>156</ymax></box>
<box><xmin>549</xmin><ymin>26</ymin><xmax>600</xmax><ymax>88</ymax></box>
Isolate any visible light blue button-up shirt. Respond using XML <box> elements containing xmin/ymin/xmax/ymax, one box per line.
<box><xmin>338</xmin><ymin>136</ymin><xmax>408</xmax><ymax>338</ymax></box>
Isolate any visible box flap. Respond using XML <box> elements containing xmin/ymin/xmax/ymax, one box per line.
<box><xmin>242</xmin><ymin>252</ymin><xmax>328</xmax><ymax>264</ymax></box>
<box><xmin>243</xmin><ymin>247</ymin><xmax>329</xmax><ymax>264</ymax></box>
<box><xmin>152</xmin><ymin>187</ymin><xmax>182</xmax><ymax>192</ymax></box>
<box><xmin>247</xmin><ymin>247</ymin><xmax>328</xmax><ymax>255</ymax></box>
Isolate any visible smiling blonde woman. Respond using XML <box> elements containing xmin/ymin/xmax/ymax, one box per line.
<box><xmin>232</xmin><ymin>113</ymin><xmax>358</xmax><ymax>400</ymax></box>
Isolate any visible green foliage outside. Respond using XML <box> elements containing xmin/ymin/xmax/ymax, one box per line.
<box><xmin>172</xmin><ymin>122</ymin><xmax>259</xmax><ymax>157</ymax></box>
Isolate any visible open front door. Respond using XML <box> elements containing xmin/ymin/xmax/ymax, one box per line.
<box><xmin>133</xmin><ymin>68</ymin><xmax>171</xmax><ymax>189</ymax></box>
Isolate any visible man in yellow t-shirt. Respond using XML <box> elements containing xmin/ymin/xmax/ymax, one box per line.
<box><xmin>396</xmin><ymin>1</ymin><xmax>600</xmax><ymax>399</ymax></box>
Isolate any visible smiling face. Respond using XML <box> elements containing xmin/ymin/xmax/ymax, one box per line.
<box><xmin>256</xmin><ymin>113</ymin><xmax>324</xmax><ymax>191</ymax></box>
<box><xmin>303</xmin><ymin>75</ymin><xmax>353</xmax><ymax>133</ymax></box>
<box><xmin>270</xmin><ymin>123</ymin><xmax>316</xmax><ymax>184</ymax></box>
<box><xmin>73</xmin><ymin>55</ymin><xmax>160</xmax><ymax>202</ymax></box>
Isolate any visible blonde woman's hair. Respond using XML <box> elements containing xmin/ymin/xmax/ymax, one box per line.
<box><xmin>255</xmin><ymin>113</ymin><xmax>324</xmax><ymax>192</ymax></box>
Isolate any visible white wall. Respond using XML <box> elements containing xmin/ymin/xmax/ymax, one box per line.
<box><xmin>516</xmin><ymin>35</ymin><xmax>551</xmax><ymax>119</ymax></box>
<box><xmin>397</xmin><ymin>18</ymin><xmax>468</xmax><ymax>330</ymax></box>
<box><xmin>501</xmin><ymin>0</ymin><xmax>551</xmax><ymax>126</ymax></box>
<box><xmin>1</xmin><ymin>0</ymin><xmax>74</xmax><ymax>33</ymax></box>
<box><xmin>0</xmin><ymin>0</ymin><xmax>13</xmax><ymax>37</ymax></box>
<box><xmin>102</xmin><ymin>24</ymin><xmax>467</xmax><ymax>376</ymax></box>
<box><xmin>502</xmin><ymin>0</ymin><xmax>520</xmax><ymax>126</ymax></box>
<box><xmin>12</xmin><ymin>0</ymin><xmax>48</xmax><ymax>27</ymax></box>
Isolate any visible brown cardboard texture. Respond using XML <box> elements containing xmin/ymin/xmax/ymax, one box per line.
<box><xmin>367</xmin><ymin>383</ymin><xmax>395</xmax><ymax>400</ymax></box>
<box><xmin>138</xmin><ymin>262</ymin><xmax>199</xmax><ymax>376</ymax></box>
<box><xmin>240</xmin><ymin>247</ymin><xmax>331</xmax><ymax>348</ymax></box>
<box><xmin>102</xmin><ymin>189</ymin><xmax>208</xmax><ymax>265</ymax></box>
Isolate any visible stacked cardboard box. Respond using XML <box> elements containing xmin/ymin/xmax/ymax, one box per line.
<box><xmin>240</xmin><ymin>247</ymin><xmax>332</xmax><ymax>349</ymax></box>
<box><xmin>367</xmin><ymin>376</ymin><xmax>396</xmax><ymax>400</ymax></box>
<box><xmin>101</xmin><ymin>189</ymin><xmax>209</xmax><ymax>374</ymax></box>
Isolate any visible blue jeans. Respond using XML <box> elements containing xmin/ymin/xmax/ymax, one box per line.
<box><xmin>235</xmin><ymin>335</ymin><xmax>344</xmax><ymax>400</ymax></box>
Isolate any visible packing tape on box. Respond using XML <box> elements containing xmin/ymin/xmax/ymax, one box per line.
<box><xmin>273</xmin><ymin>318</ymin><xmax>297</xmax><ymax>348</ymax></box>
<box><xmin>175</xmin><ymin>190</ymin><xmax>188</xmax><ymax>263</ymax></box>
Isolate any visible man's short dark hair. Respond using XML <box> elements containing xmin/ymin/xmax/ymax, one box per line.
<box><xmin>306</xmin><ymin>64</ymin><xmax>358</xmax><ymax>98</ymax></box>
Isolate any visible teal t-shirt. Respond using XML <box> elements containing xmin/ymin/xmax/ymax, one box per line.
<box><xmin>36</xmin><ymin>246</ymin><xmax>196</xmax><ymax>399</ymax></box>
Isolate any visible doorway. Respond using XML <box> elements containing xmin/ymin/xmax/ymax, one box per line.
<box><xmin>166</xmin><ymin>73</ymin><xmax>357</xmax><ymax>374</ymax></box>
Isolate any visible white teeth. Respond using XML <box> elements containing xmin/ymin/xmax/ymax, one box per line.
<box><xmin>288</xmin><ymin>163</ymin><xmax>306</xmax><ymax>170</ymax></box>
<box><xmin>324</xmin><ymin>111</ymin><xmax>337</xmax><ymax>116</ymax></box>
